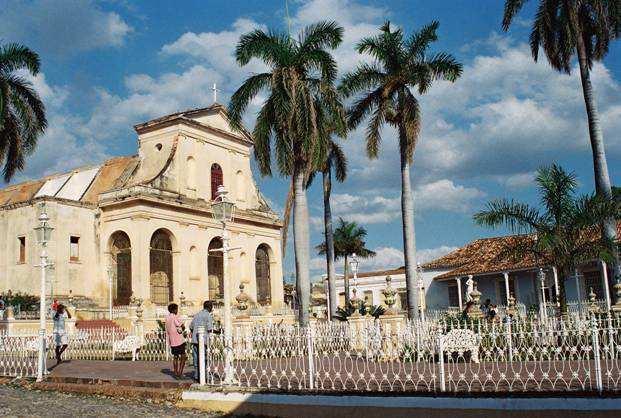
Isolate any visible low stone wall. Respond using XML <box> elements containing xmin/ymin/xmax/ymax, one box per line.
<box><xmin>179</xmin><ymin>390</ymin><xmax>621</xmax><ymax>418</ymax></box>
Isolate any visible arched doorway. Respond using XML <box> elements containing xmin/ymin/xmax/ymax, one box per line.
<box><xmin>150</xmin><ymin>229</ymin><xmax>173</xmax><ymax>305</ymax></box>
<box><xmin>110</xmin><ymin>231</ymin><xmax>132</xmax><ymax>306</ymax></box>
<box><xmin>255</xmin><ymin>244</ymin><xmax>272</xmax><ymax>305</ymax></box>
<box><xmin>208</xmin><ymin>237</ymin><xmax>224</xmax><ymax>301</ymax></box>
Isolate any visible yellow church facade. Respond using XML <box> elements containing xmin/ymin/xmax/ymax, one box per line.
<box><xmin>0</xmin><ymin>105</ymin><xmax>284</xmax><ymax>312</ymax></box>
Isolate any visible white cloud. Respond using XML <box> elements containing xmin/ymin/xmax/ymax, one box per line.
<box><xmin>160</xmin><ymin>18</ymin><xmax>268</xmax><ymax>86</ymax></box>
<box><xmin>309</xmin><ymin>245</ymin><xmax>458</xmax><ymax>275</ymax></box>
<box><xmin>80</xmin><ymin>65</ymin><xmax>221</xmax><ymax>142</ymax></box>
<box><xmin>342</xmin><ymin>37</ymin><xmax>621</xmax><ymax>194</ymax></box>
<box><xmin>414</xmin><ymin>180</ymin><xmax>485</xmax><ymax>212</ymax></box>
<box><xmin>311</xmin><ymin>193</ymin><xmax>401</xmax><ymax>228</ymax></box>
<box><xmin>310</xmin><ymin>179</ymin><xmax>484</xmax><ymax>228</ymax></box>
<box><xmin>417</xmin><ymin>246</ymin><xmax>459</xmax><ymax>264</ymax></box>
<box><xmin>0</xmin><ymin>0</ymin><xmax>133</xmax><ymax>55</ymax></box>
<box><xmin>291</xmin><ymin>0</ymin><xmax>385</xmax><ymax>75</ymax></box>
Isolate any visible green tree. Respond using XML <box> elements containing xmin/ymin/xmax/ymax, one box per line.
<box><xmin>502</xmin><ymin>0</ymin><xmax>621</xmax><ymax>285</ymax></box>
<box><xmin>474</xmin><ymin>164</ymin><xmax>618</xmax><ymax>315</ymax></box>
<box><xmin>339</xmin><ymin>21</ymin><xmax>462</xmax><ymax>319</ymax></box>
<box><xmin>317</xmin><ymin>217</ymin><xmax>376</xmax><ymax>308</ymax></box>
<box><xmin>228</xmin><ymin>21</ymin><xmax>345</xmax><ymax>325</ymax></box>
<box><xmin>0</xmin><ymin>43</ymin><xmax>47</xmax><ymax>181</ymax></box>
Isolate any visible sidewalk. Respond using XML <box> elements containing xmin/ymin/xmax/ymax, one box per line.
<box><xmin>47</xmin><ymin>360</ymin><xmax>194</xmax><ymax>389</ymax></box>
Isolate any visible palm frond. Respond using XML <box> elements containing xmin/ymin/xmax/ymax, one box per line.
<box><xmin>328</xmin><ymin>140</ymin><xmax>347</xmax><ymax>183</ymax></box>
<box><xmin>0</xmin><ymin>43</ymin><xmax>40</xmax><ymax>74</ymax></box>
<box><xmin>235</xmin><ymin>29</ymin><xmax>292</xmax><ymax>67</ymax></box>
<box><xmin>406</xmin><ymin>21</ymin><xmax>439</xmax><ymax>59</ymax></box>
<box><xmin>227</xmin><ymin>72</ymin><xmax>272</xmax><ymax>130</ymax></box>
<box><xmin>502</xmin><ymin>0</ymin><xmax>529</xmax><ymax>31</ymax></box>
<box><xmin>298</xmin><ymin>21</ymin><xmax>343</xmax><ymax>54</ymax></box>
<box><xmin>474</xmin><ymin>198</ymin><xmax>543</xmax><ymax>233</ymax></box>
<box><xmin>338</xmin><ymin>63</ymin><xmax>386</xmax><ymax>97</ymax></box>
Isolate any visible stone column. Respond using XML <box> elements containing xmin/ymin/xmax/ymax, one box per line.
<box><xmin>456</xmin><ymin>277</ymin><xmax>463</xmax><ymax>310</ymax></box>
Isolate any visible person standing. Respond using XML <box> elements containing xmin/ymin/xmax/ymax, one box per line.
<box><xmin>189</xmin><ymin>300</ymin><xmax>215</xmax><ymax>381</ymax></box>
<box><xmin>165</xmin><ymin>303</ymin><xmax>187</xmax><ymax>379</ymax></box>
<box><xmin>53</xmin><ymin>304</ymin><xmax>71</xmax><ymax>364</ymax></box>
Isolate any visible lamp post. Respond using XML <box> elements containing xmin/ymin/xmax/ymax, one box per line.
<box><xmin>211</xmin><ymin>185</ymin><xmax>237</xmax><ymax>384</ymax></box>
<box><xmin>34</xmin><ymin>204</ymin><xmax>53</xmax><ymax>382</ymax></box>
<box><xmin>107</xmin><ymin>266</ymin><xmax>113</xmax><ymax>320</ymax></box>
<box><xmin>349</xmin><ymin>253</ymin><xmax>359</xmax><ymax>304</ymax></box>
<box><xmin>417</xmin><ymin>262</ymin><xmax>426</xmax><ymax>322</ymax></box>
<box><xmin>538</xmin><ymin>268</ymin><xmax>548</xmax><ymax>321</ymax></box>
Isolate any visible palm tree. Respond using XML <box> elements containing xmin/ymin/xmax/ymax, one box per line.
<box><xmin>474</xmin><ymin>164</ymin><xmax>618</xmax><ymax>315</ymax></box>
<box><xmin>339</xmin><ymin>21</ymin><xmax>462</xmax><ymax>319</ymax></box>
<box><xmin>317</xmin><ymin>218</ymin><xmax>376</xmax><ymax>308</ymax></box>
<box><xmin>228</xmin><ymin>21</ymin><xmax>345</xmax><ymax>325</ymax></box>
<box><xmin>0</xmin><ymin>43</ymin><xmax>47</xmax><ymax>181</ymax></box>
<box><xmin>502</xmin><ymin>0</ymin><xmax>621</xmax><ymax>288</ymax></box>
<box><xmin>319</xmin><ymin>140</ymin><xmax>347</xmax><ymax>320</ymax></box>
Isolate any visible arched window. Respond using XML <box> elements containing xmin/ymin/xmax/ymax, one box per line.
<box><xmin>110</xmin><ymin>231</ymin><xmax>132</xmax><ymax>306</ymax></box>
<box><xmin>189</xmin><ymin>246</ymin><xmax>199</xmax><ymax>279</ymax></box>
<box><xmin>150</xmin><ymin>229</ymin><xmax>173</xmax><ymax>305</ymax></box>
<box><xmin>211</xmin><ymin>163</ymin><xmax>223</xmax><ymax>200</ymax></box>
<box><xmin>208</xmin><ymin>237</ymin><xmax>224</xmax><ymax>300</ymax></box>
<box><xmin>255</xmin><ymin>244</ymin><xmax>271</xmax><ymax>305</ymax></box>
<box><xmin>187</xmin><ymin>157</ymin><xmax>196</xmax><ymax>190</ymax></box>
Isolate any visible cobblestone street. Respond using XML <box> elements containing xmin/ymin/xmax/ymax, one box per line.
<box><xmin>0</xmin><ymin>385</ymin><xmax>216</xmax><ymax>417</ymax></box>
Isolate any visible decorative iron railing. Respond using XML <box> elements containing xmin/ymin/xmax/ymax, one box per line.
<box><xmin>3</xmin><ymin>314</ymin><xmax>620</xmax><ymax>394</ymax></box>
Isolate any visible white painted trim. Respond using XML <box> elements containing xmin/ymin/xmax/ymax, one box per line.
<box><xmin>182</xmin><ymin>390</ymin><xmax>621</xmax><ymax>411</ymax></box>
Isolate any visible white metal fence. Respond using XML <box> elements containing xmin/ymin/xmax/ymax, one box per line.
<box><xmin>2</xmin><ymin>315</ymin><xmax>621</xmax><ymax>394</ymax></box>
<box><xmin>199</xmin><ymin>315</ymin><xmax>621</xmax><ymax>393</ymax></box>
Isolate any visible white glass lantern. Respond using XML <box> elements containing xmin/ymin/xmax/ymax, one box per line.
<box><xmin>34</xmin><ymin>212</ymin><xmax>53</xmax><ymax>244</ymax></box>
<box><xmin>212</xmin><ymin>185</ymin><xmax>235</xmax><ymax>223</ymax></box>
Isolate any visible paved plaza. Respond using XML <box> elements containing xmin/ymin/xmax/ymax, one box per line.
<box><xmin>48</xmin><ymin>360</ymin><xmax>194</xmax><ymax>388</ymax></box>
<box><xmin>0</xmin><ymin>385</ymin><xmax>215</xmax><ymax>417</ymax></box>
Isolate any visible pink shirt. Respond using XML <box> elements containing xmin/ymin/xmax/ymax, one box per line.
<box><xmin>165</xmin><ymin>313</ymin><xmax>185</xmax><ymax>347</ymax></box>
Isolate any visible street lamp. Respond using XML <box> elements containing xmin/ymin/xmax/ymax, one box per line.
<box><xmin>34</xmin><ymin>204</ymin><xmax>53</xmax><ymax>382</ymax></box>
<box><xmin>107</xmin><ymin>265</ymin><xmax>114</xmax><ymax>320</ymax></box>
<box><xmin>417</xmin><ymin>262</ymin><xmax>426</xmax><ymax>322</ymax></box>
<box><xmin>538</xmin><ymin>268</ymin><xmax>548</xmax><ymax>321</ymax></box>
<box><xmin>211</xmin><ymin>185</ymin><xmax>237</xmax><ymax>384</ymax></box>
<box><xmin>349</xmin><ymin>253</ymin><xmax>359</xmax><ymax>303</ymax></box>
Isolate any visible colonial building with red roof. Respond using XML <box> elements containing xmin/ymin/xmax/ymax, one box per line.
<box><xmin>327</xmin><ymin>224</ymin><xmax>619</xmax><ymax>314</ymax></box>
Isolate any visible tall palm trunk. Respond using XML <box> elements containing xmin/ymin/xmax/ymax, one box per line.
<box><xmin>322</xmin><ymin>166</ymin><xmax>338</xmax><ymax>319</ymax></box>
<box><xmin>556</xmin><ymin>266</ymin><xmax>569</xmax><ymax>317</ymax></box>
<box><xmin>575</xmin><ymin>28</ymin><xmax>621</xmax><ymax>284</ymax></box>
<box><xmin>281</xmin><ymin>179</ymin><xmax>294</xmax><ymax>257</ymax></box>
<box><xmin>293</xmin><ymin>170</ymin><xmax>311</xmax><ymax>326</ymax></box>
<box><xmin>400</xmin><ymin>152</ymin><xmax>418</xmax><ymax>320</ymax></box>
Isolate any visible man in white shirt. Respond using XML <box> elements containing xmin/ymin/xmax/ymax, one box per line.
<box><xmin>189</xmin><ymin>300</ymin><xmax>215</xmax><ymax>381</ymax></box>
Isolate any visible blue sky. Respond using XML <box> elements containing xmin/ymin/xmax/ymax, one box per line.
<box><xmin>2</xmin><ymin>0</ymin><xmax>620</xmax><ymax>281</ymax></box>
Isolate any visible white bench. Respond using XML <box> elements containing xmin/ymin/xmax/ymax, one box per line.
<box><xmin>112</xmin><ymin>335</ymin><xmax>142</xmax><ymax>361</ymax></box>
<box><xmin>440</xmin><ymin>329</ymin><xmax>480</xmax><ymax>363</ymax></box>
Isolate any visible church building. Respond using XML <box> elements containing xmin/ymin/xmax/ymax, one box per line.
<box><xmin>0</xmin><ymin>104</ymin><xmax>284</xmax><ymax>312</ymax></box>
